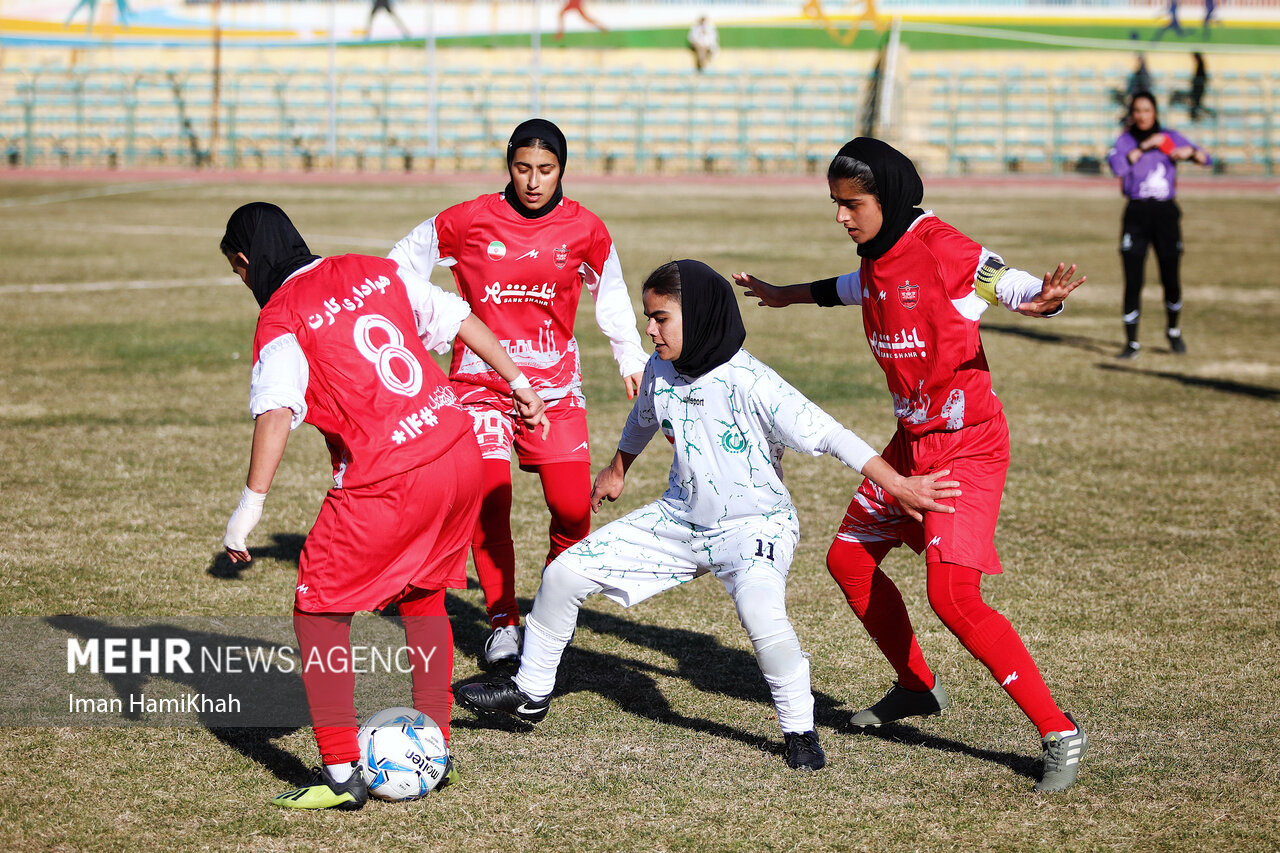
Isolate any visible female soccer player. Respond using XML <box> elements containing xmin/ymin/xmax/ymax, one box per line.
<box><xmin>390</xmin><ymin>118</ymin><xmax>648</xmax><ymax>669</ymax></box>
<box><xmin>1107</xmin><ymin>91</ymin><xmax>1213</xmax><ymax>359</ymax></box>
<box><xmin>733</xmin><ymin>137</ymin><xmax>1089</xmax><ymax>792</ymax></box>
<box><xmin>218</xmin><ymin>202</ymin><xmax>547</xmax><ymax>810</ymax></box>
<box><xmin>456</xmin><ymin>259</ymin><xmax>958</xmax><ymax>771</ymax></box>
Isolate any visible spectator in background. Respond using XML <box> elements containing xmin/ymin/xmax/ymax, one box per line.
<box><xmin>1172</xmin><ymin>53</ymin><xmax>1216</xmax><ymax>123</ymax></box>
<box><xmin>688</xmin><ymin>15</ymin><xmax>720</xmax><ymax>72</ymax></box>
<box><xmin>64</xmin><ymin>0</ymin><xmax>130</xmax><ymax>32</ymax></box>
<box><xmin>1107</xmin><ymin>92</ymin><xmax>1213</xmax><ymax>359</ymax></box>
<box><xmin>367</xmin><ymin>0</ymin><xmax>411</xmax><ymax>40</ymax></box>
<box><xmin>1203</xmin><ymin>0</ymin><xmax>1217</xmax><ymax>38</ymax></box>
<box><xmin>1112</xmin><ymin>50</ymin><xmax>1153</xmax><ymax>110</ymax></box>
<box><xmin>1153</xmin><ymin>0</ymin><xmax>1185</xmax><ymax>41</ymax></box>
<box><xmin>556</xmin><ymin>0</ymin><xmax>609</xmax><ymax>40</ymax></box>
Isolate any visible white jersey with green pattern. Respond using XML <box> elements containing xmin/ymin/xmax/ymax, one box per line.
<box><xmin>617</xmin><ymin>349</ymin><xmax>848</xmax><ymax>529</ymax></box>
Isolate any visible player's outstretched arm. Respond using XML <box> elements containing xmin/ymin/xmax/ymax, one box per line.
<box><xmin>224</xmin><ymin>406</ymin><xmax>293</xmax><ymax>563</ymax></box>
<box><xmin>1016</xmin><ymin>263</ymin><xmax>1086</xmax><ymax>317</ymax></box>
<box><xmin>732</xmin><ymin>272</ymin><xmax>817</xmax><ymax>308</ymax></box>
<box><xmin>590</xmin><ymin>449</ymin><xmax>638</xmax><ymax>513</ymax></box>
<box><xmin>861</xmin><ymin>457</ymin><xmax>961</xmax><ymax>522</ymax></box>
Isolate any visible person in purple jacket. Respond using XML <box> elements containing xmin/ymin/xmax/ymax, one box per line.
<box><xmin>1107</xmin><ymin>92</ymin><xmax>1212</xmax><ymax>359</ymax></box>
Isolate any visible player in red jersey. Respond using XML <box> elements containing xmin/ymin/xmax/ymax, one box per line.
<box><xmin>734</xmin><ymin>138</ymin><xmax>1090</xmax><ymax>793</ymax></box>
<box><xmin>218</xmin><ymin>202</ymin><xmax>547</xmax><ymax>810</ymax></box>
<box><xmin>390</xmin><ymin>119</ymin><xmax>648</xmax><ymax>669</ymax></box>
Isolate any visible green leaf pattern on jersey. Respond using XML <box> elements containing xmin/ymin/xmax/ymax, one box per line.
<box><xmin>618</xmin><ymin>351</ymin><xmax>844</xmax><ymax>530</ymax></box>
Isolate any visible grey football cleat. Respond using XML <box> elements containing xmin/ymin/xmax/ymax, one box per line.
<box><xmin>849</xmin><ymin>679</ymin><xmax>949</xmax><ymax>728</ymax></box>
<box><xmin>483</xmin><ymin>624</ymin><xmax>522</xmax><ymax>670</ymax></box>
<box><xmin>1034</xmin><ymin>713</ymin><xmax>1088</xmax><ymax>793</ymax></box>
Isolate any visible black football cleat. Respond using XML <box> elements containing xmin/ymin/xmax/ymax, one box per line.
<box><xmin>783</xmin><ymin>730</ymin><xmax>826</xmax><ymax>771</ymax></box>
<box><xmin>456</xmin><ymin>676</ymin><xmax>550</xmax><ymax>724</ymax></box>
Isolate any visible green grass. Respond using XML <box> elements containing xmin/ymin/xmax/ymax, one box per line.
<box><xmin>1</xmin><ymin>175</ymin><xmax>1278</xmax><ymax>851</ymax></box>
<box><xmin>425</xmin><ymin>20</ymin><xmax>1280</xmax><ymax>51</ymax></box>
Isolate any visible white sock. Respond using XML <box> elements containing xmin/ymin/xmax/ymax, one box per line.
<box><xmin>325</xmin><ymin>761</ymin><xmax>355</xmax><ymax>783</ymax></box>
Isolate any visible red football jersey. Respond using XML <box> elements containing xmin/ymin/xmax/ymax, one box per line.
<box><xmin>252</xmin><ymin>255</ymin><xmax>472</xmax><ymax>489</ymax></box>
<box><xmin>390</xmin><ymin>193</ymin><xmax>647</xmax><ymax>402</ymax></box>
<box><xmin>857</xmin><ymin>216</ymin><xmax>1003</xmax><ymax>437</ymax></box>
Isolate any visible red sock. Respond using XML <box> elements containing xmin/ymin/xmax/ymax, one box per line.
<box><xmin>827</xmin><ymin>538</ymin><xmax>934</xmax><ymax>692</ymax></box>
<box><xmin>473</xmin><ymin>458</ymin><xmax>519</xmax><ymax>628</ymax></box>
<box><xmin>293</xmin><ymin>608</ymin><xmax>360</xmax><ymax>764</ymax></box>
<box><xmin>537</xmin><ymin>461</ymin><xmax>591</xmax><ymax>564</ymax></box>
<box><xmin>926</xmin><ymin>562</ymin><xmax>1072</xmax><ymax>737</ymax></box>
<box><xmin>397</xmin><ymin>587</ymin><xmax>454</xmax><ymax>744</ymax></box>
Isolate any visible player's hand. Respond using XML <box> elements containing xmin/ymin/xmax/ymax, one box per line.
<box><xmin>732</xmin><ymin>272</ymin><xmax>787</xmax><ymax>308</ymax></box>
<box><xmin>1017</xmin><ymin>263</ymin><xmax>1086</xmax><ymax>317</ymax></box>
<box><xmin>224</xmin><ymin>486</ymin><xmax>267</xmax><ymax>563</ymax></box>
<box><xmin>590</xmin><ymin>462</ymin><xmax>626</xmax><ymax>513</ymax></box>
<box><xmin>622</xmin><ymin>371</ymin><xmax>643</xmax><ymax>401</ymax></box>
<box><xmin>1140</xmin><ymin>132</ymin><xmax>1167</xmax><ymax>151</ymax></box>
<box><xmin>891</xmin><ymin>469</ymin><xmax>961</xmax><ymax>522</ymax></box>
<box><xmin>513</xmin><ymin>388</ymin><xmax>550</xmax><ymax>440</ymax></box>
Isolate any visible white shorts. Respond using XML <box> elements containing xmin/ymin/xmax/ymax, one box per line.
<box><xmin>553</xmin><ymin>501</ymin><xmax>799</xmax><ymax>607</ymax></box>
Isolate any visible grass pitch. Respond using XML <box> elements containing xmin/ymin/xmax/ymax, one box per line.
<box><xmin>1</xmin><ymin>173</ymin><xmax>1277</xmax><ymax>852</ymax></box>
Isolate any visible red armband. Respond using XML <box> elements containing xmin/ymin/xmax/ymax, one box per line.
<box><xmin>1159</xmin><ymin>136</ymin><xmax>1177</xmax><ymax>155</ymax></box>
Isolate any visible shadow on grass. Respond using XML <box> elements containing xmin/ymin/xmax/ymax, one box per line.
<box><xmin>47</xmin><ymin>614</ymin><xmax>314</xmax><ymax>787</ymax></box>
<box><xmin>842</xmin><ymin>719</ymin><xmax>1040</xmax><ymax>781</ymax></box>
<box><xmin>206</xmin><ymin>532</ymin><xmax>307</xmax><ymax>579</ymax></box>
<box><xmin>982</xmin><ymin>322</ymin><xmax>1116</xmax><ymax>356</ymax></box>
<box><xmin>1097</xmin><ymin>362</ymin><xmax>1280</xmax><ymax>400</ymax></box>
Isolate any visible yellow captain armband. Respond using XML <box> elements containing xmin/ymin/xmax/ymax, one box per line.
<box><xmin>974</xmin><ymin>258</ymin><xmax>1006</xmax><ymax>306</ymax></box>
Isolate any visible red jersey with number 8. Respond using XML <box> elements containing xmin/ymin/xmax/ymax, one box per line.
<box><xmin>252</xmin><ymin>254</ymin><xmax>471</xmax><ymax>489</ymax></box>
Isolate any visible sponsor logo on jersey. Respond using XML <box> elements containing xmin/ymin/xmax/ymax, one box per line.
<box><xmin>480</xmin><ymin>280</ymin><xmax>558</xmax><ymax>305</ymax></box>
<box><xmin>487</xmin><ymin>241</ymin><xmax>506</xmax><ymax>261</ymax></box>
<box><xmin>682</xmin><ymin>395</ymin><xmax>704</xmax><ymax>406</ymax></box>
<box><xmin>720</xmin><ymin>428</ymin><xmax>748</xmax><ymax>454</ymax></box>
<box><xmin>515</xmin><ymin>248</ymin><xmax>540</xmax><ymax>260</ymax></box>
<box><xmin>661</xmin><ymin>418</ymin><xmax>676</xmax><ymax>444</ymax></box>
<box><xmin>898</xmin><ymin>280</ymin><xmax>919</xmax><ymax>309</ymax></box>
<box><xmin>553</xmin><ymin>243</ymin><xmax>569</xmax><ymax>270</ymax></box>
<box><xmin>869</xmin><ymin>327</ymin><xmax>926</xmax><ymax>360</ymax></box>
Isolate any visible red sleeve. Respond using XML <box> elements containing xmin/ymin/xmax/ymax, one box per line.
<box><xmin>579</xmin><ymin>208</ymin><xmax>614</xmax><ymax>275</ymax></box>
<box><xmin>432</xmin><ymin>197</ymin><xmax>482</xmax><ymax>261</ymax></box>
<box><xmin>252</xmin><ymin>303</ymin><xmax>294</xmax><ymax>362</ymax></box>
<box><xmin>923</xmin><ymin>223</ymin><xmax>984</xmax><ymax>300</ymax></box>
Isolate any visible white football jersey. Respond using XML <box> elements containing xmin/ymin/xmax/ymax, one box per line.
<box><xmin>618</xmin><ymin>349</ymin><xmax>852</xmax><ymax>528</ymax></box>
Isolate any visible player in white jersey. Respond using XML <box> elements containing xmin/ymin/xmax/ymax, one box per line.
<box><xmin>457</xmin><ymin>259</ymin><xmax>959</xmax><ymax>769</ymax></box>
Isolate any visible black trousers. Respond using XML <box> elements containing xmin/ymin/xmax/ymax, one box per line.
<box><xmin>1120</xmin><ymin>199</ymin><xmax>1183</xmax><ymax>326</ymax></box>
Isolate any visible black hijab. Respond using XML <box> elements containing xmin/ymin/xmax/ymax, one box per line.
<box><xmin>220</xmin><ymin>202</ymin><xmax>319</xmax><ymax>308</ymax></box>
<box><xmin>835</xmin><ymin>137</ymin><xmax>926</xmax><ymax>260</ymax></box>
<box><xmin>671</xmin><ymin>259</ymin><xmax>746</xmax><ymax>379</ymax></box>
<box><xmin>503</xmin><ymin>118</ymin><xmax>567</xmax><ymax>220</ymax></box>
<box><xmin>1125</xmin><ymin>92</ymin><xmax>1163</xmax><ymax>145</ymax></box>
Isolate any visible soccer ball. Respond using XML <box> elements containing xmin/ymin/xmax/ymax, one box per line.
<box><xmin>357</xmin><ymin>706</ymin><xmax>450</xmax><ymax>801</ymax></box>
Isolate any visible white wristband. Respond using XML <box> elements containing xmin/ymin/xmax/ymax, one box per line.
<box><xmin>509</xmin><ymin>373</ymin><xmax>532</xmax><ymax>391</ymax></box>
<box><xmin>224</xmin><ymin>486</ymin><xmax>267</xmax><ymax>552</ymax></box>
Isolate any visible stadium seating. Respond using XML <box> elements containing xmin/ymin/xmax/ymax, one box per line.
<box><xmin>1</xmin><ymin>55</ymin><xmax>1275</xmax><ymax>175</ymax></box>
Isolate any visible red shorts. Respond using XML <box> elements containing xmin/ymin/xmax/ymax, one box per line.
<box><xmin>295</xmin><ymin>434</ymin><xmax>483</xmax><ymax>612</ymax></box>
<box><xmin>456</xmin><ymin>385</ymin><xmax>590</xmax><ymax>470</ymax></box>
<box><xmin>834</xmin><ymin>411</ymin><xmax>1009</xmax><ymax>574</ymax></box>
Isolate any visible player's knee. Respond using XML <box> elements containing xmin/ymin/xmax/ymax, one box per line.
<box><xmin>538</xmin><ymin>555</ymin><xmax>600</xmax><ymax>608</ymax></box>
<box><xmin>732</xmin><ymin>580</ymin><xmax>789</xmax><ymax>639</ymax></box>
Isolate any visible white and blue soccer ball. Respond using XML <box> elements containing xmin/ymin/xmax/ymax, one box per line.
<box><xmin>357</xmin><ymin>706</ymin><xmax>450</xmax><ymax>801</ymax></box>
